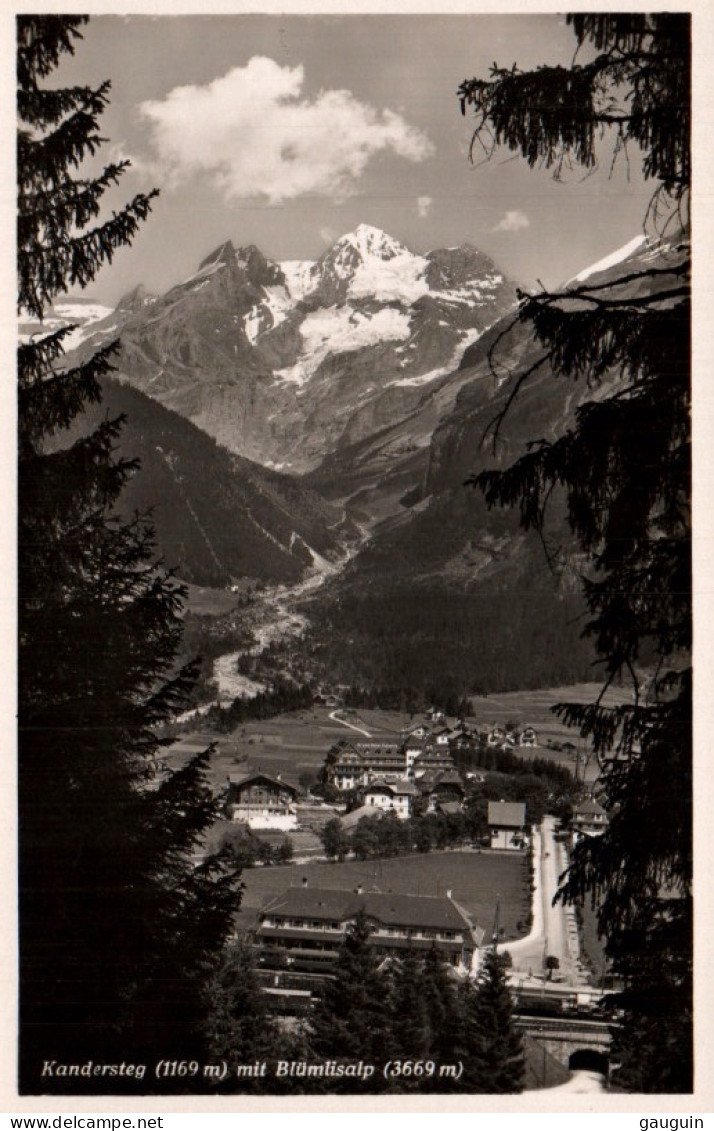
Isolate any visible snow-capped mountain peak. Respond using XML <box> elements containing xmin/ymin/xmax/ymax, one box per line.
<box><xmin>308</xmin><ymin>224</ymin><xmax>429</xmax><ymax>305</ymax></box>
<box><xmin>334</xmin><ymin>223</ymin><xmax>408</xmax><ymax>261</ymax></box>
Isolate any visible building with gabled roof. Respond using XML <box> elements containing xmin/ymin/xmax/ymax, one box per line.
<box><xmin>253</xmin><ymin>886</ymin><xmax>484</xmax><ymax>988</ymax></box>
<box><xmin>519</xmin><ymin>726</ymin><xmax>538</xmax><ymax>747</ymax></box>
<box><xmin>328</xmin><ymin>745</ymin><xmax>365</xmax><ymax>791</ymax></box>
<box><xmin>226</xmin><ymin>771</ymin><xmax>300</xmax><ymax>830</ymax></box>
<box><xmin>571</xmin><ymin>797</ymin><xmax>608</xmax><ymax>842</ymax></box>
<box><xmin>487</xmin><ymin>800</ymin><xmax>527</xmax><ymax>850</ymax></box>
<box><xmin>412</xmin><ymin>746</ymin><xmax>455</xmax><ymax>779</ymax></box>
<box><xmin>363</xmin><ymin>777</ymin><xmax>418</xmax><ymax>818</ymax></box>
<box><xmin>418</xmin><ymin>768</ymin><xmax>466</xmax><ymax>812</ymax></box>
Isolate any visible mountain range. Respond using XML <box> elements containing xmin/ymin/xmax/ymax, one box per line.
<box><xmin>37</xmin><ymin>224</ymin><xmax>686</xmax><ymax>692</ymax></box>
<box><xmin>54</xmin><ymin>224</ymin><xmax>517</xmax><ymax>480</ymax></box>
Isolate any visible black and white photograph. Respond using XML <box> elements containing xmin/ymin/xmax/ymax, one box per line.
<box><xmin>7</xmin><ymin>2</ymin><xmax>704</xmax><ymax>1111</ymax></box>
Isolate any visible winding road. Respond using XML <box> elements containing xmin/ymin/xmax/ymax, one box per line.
<box><xmin>328</xmin><ymin>710</ymin><xmax>372</xmax><ymax>737</ymax></box>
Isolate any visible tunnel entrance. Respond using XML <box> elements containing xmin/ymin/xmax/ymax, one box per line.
<box><xmin>569</xmin><ymin>1049</ymin><xmax>609</xmax><ymax>1075</ymax></box>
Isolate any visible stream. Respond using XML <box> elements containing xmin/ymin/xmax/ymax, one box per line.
<box><xmin>178</xmin><ymin>529</ymin><xmax>366</xmax><ymax>719</ymax></box>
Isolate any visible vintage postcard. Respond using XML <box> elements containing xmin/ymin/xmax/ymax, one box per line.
<box><xmin>3</xmin><ymin>0</ymin><xmax>711</xmax><ymax>1117</ymax></box>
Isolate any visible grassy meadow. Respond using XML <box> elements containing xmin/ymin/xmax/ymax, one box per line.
<box><xmin>232</xmin><ymin>849</ymin><xmax>530</xmax><ymax>941</ymax></box>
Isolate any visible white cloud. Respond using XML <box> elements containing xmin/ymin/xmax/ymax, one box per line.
<box><xmin>493</xmin><ymin>209</ymin><xmax>530</xmax><ymax>233</ymax></box>
<box><xmin>417</xmin><ymin>195</ymin><xmax>433</xmax><ymax>219</ymax></box>
<box><xmin>139</xmin><ymin>57</ymin><xmax>433</xmax><ymax>204</ymax></box>
<box><xmin>319</xmin><ymin>226</ymin><xmax>338</xmax><ymax>245</ymax></box>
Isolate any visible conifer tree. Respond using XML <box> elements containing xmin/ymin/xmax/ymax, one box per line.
<box><xmin>204</xmin><ymin>942</ymin><xmax>283</xmax><ymax>1090</ymax></box>
<box><xmin>17</xmin><ymin>16</ymin><xmax>236</xmax><ymax>1092</ymax></box>
<box><xmin>459</xmin><ymin>14</ymin><xmax>691</xmax><ymax>1091</ymax></box>
<box><xmin>388</xmin><ymin>948</ymin><xmax>431</xmax><ymax>1062</ymax></box>
<box><xmin>308</xmin><ymin>910</ymin><xmax>391</xmax><ymax>1082</ymax></box>
<box><xmin>420</xmin><ymin>944</ymin><xmax>462</xmax><ymax>1064</ymax></box>
<box><xmin>458</xmin><ymin>950</ymin><xmax>524</xmax><ymax>1093</ymax></box>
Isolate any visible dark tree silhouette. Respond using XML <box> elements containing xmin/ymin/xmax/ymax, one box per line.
<box><xmin>18</xmin><ymin>16</ymin><xmax>236</xmax><ymax>1092</ymax></box>
<box><xmin>458</xmin><ymin>949</ymin><xmax>524</xmax><ymax>1092</ymax></box>
<box><xmin>308</xmin><ymin>909</ymin><xmax>391</xmax><ymax>1081</ymax></box>
<box><xmin>459</xmin><ymin>14</ymin><xmax>691</xmax><ymax>1091</ymax></box>
<box><xmin>204</xmin><ymin>942</ymin><xmax>282</xmax><ymax>1088</ymax></box>
<box><xmin>388</xmin><ymin>948</ymin><xmax>432</xmax><ymax>1063</ymax></box>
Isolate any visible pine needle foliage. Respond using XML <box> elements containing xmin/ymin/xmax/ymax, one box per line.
<box><xmin>458</xmin><ymin>950</ymin><xmax>524</xmax><ymax>1093</ymax></box>
<box><xmin>459</xmin><ymin>15</ymin><xmax>691</xmax><ymax>1092</ymax></box>
<box><xmin>308</xmin><ymin>910</ymin><xmax>392</xmax><ymax>1075</ymax></box>
<box><xmin>17</xmin><ymin>16</ymin><xmax>237</xmax><ymax>1093</ymax></box>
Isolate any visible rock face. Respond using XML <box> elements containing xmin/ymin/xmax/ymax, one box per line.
<box><xmin>57</xmin><ymin>224</ymin><xmax>518</xmax><ymax>476</ymax></box>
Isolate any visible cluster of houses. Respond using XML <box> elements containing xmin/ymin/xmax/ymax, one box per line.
<box><xmin>223</xmin><ymin>764</ymin><xmax>607</xmax><ymax>850</ymax></box>
<box><xmin>222</xmin><ymin>718</ymin><xmax>609</xmax><ymax>1013</ymax></box>
<box><xmin>326</xmin><ymin>735</ymin><xmax>463</xmax><ymax>813</ymax></box>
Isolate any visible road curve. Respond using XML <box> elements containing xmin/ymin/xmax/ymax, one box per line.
<box><xmin>328</xmin><ymin>710</ymin><xmax>372</xmax><ymax>737</ymax></box>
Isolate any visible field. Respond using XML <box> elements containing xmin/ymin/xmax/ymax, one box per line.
<box><xmin>468</xmin><ymin>682</ymin><xmax>630</xmax><ymax>748</ymax></box>
<box><xmin>170</xmin><ymin>685</ymin><xmax>619</xmax><ymax>788</ymax></box>
<box><xmin>232</xmin><ymin>849</ymin><xmax>530</xmax><ymax>942</ymax></box>
<box><xmin>168</xmin><ymin>707</ymin><xmax>404</xmax><ymax>791</ymax></box>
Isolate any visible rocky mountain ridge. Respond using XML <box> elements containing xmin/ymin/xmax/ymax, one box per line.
<box><xmin>50</xmin><ymin>224</ymin><xmax>518</xmax><ymax>476</ymax></box>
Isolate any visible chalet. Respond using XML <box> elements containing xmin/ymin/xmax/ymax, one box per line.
<box><xmin>571</xmin><ymin>798</ymin><xmax>608</xmax><ymax>842</ymax></box>
<box><xmin>487</xmin><ymin>800</ymin><xmax>527</xmax><ymax>850</ymax></box>
<box><xmin>355</xmin><ymin>742</ymin><xmax>406</xmax><ymax>781</ymax></box>
<box><xmin>254</xmin><ymin>886</ymin><xmax>484</xmax><ymax>984</ymax></box>
<box><xmin>404</xmin><ymin>734</ymin><xmax>431</xmax><ymax>776</ymax></box>
<box><xmin>226</xmin><ymin>772</ymin><xmax>299</xmax><ymax>830</ymax></box>
<box><xmin>487</xmin><ymin>725</ymin><xmax>507</xmax><ymax>747</ymax></box>
<box><xmin>419</xmin><ymin>768</ymin><xmax>466</xmax><ymax>813</ymax></box>
<box><xmin>519</xmin><ymin>726</ymin><xmax>538</xmax><ymax>747</ymax></box>
<box><xmin>325</xmin><ymin>742</ymin><xmax>406</xmax><ymax>791</ymax></box>
<box><xmin>449</xmin><ymin>721</ymin><xmax>473</xmax><ymax>748</ymax></box>
<box><xmin>403</xmin><ymin>724</ymin><xmax>431</xmax><ymax>741</ymax></box>
<box><xmin>363</xmin><ymin>778</ymin><xmax>418</xmax><ymax>819</ymax></box>
<box><xmin>432</xmin><ymin>725</ymin><xmax>452</xmax><ymax>747</ymax></box>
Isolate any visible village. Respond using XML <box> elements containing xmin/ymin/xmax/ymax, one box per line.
<box><xmin>163</xmin><ymin>700</ymin><xmax>611</xmax><ymax>1030</ymax></box>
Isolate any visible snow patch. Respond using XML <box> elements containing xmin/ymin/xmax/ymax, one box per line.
<box><xmin>179</xmin><ymin>258</ymin><xmax>226</xmax><ymax>287</ymax></box>
<box><xmin>53</xmin><ymin>302</ymin><xmax>114</xmax><ymax>323</ymax></box>
<box><xmin>28</xmin><ymin>302</ymin><xmax>118</xmax><ymax>351</ymax></box>
<box><xmin>274</xmin><ymin>304</ymin><xmax>412</xmax><ymax>386</ymax></box>
<box><xmin>391</xmin><ymin>326</ymin><xmax>483</xmax><ymax>387</ymax></box>
<box><xmin>243</xmin><ymin>285</ymin><xmax>294</xmax><ymax>344</ymax></box>
<box><xmin>568</xmin><ymin>234</ymin><xmax>648</xmax><ymax>285</ymax></box>
<box><xmin>62</xmin><ymin>320</ymin><xmax>119</xmax><ymax>350</ymax></box>
<box><xmin>243</xmin><ymin>305</ymin><xmax>262</xmax><ymax>345</ymax></box>
<box><xmin>348</xmin><ymin>247</ymin><xmax>430</xmax><ymax>304</ymax></box>
<box><xmin>281</xmin><ymin>259</ymin><xmax>318</xmax><ymax>301</ymax></box>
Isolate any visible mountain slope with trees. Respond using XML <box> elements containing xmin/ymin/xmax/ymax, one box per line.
<box><xmin>59</xmin><ymin>375</ymin><xmax>348</xmax><ymax>586</ymax></box>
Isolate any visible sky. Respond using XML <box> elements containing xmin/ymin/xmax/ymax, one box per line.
<box><xmin>51</xmin><ymin>13</ymin><xmax>658</xmax><ymax>306</ymax></box>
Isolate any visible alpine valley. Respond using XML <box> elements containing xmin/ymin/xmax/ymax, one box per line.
<box><xmin>44</xmin><ymin>225</ymin><xmax>683</xmax><ymax>696</ymax></box>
